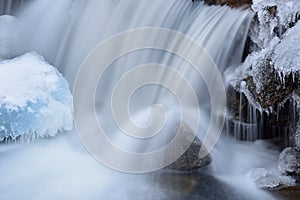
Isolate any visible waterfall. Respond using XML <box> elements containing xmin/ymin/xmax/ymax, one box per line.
<box><xmin>0</xmin><ymin>0</ymin><xmax>280</xmax><ymax>199</ymax></box>
<box><xmin>15</xmin><ymin>0</ymin><xmax>253</xmax><ymax>151</ymax></box>
<box><xmin>17</xmin><ymin>0</ymin><xmax>252</xmax><ymax>82</ymax></box>
<box><xmin>0</xmin><ymin>0</ymin><xmax>25</xmax><ymax>15</ymax></box>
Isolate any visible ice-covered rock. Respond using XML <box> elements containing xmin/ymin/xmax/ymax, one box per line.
<box><xmin>0</xmin><ymin>15</ymin><xmax>19</xmax><ymax>61</ymax></box>
<box><xmin>252</xmin><ymin>0</ymin><xmax>300</xmax><ymax>49</ymax></box>
<box><xmin>226</xmin><ymin>22</ymin><xmax>300</xmax><ymax>113</ymax></box>
<box><xmin>223</xmin><ymin>0</ymin><xmax>300</xmax><ymax>184</ymax></box>
<box><xmin>250</xmin><ymin>168</ymin><xmax>296</xmax><ymax>188</ymax></box>
<box><xmin>225</xmin><ymin>0</ymin><xmax>300</xmax><ymax>144</ymax></box>
<box><xmin>278</xmin><ymin>147</ymin><xmax>300</xmax><ymax>175</ymax></box>
<box><xmin>0</xmin><ymin>52</ymin><xmax>73</xmax><ymax>141</ymax></box>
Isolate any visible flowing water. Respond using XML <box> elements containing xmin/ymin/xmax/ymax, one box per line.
<box><xmin>0</xmin><ymin>0</ymin><xmax>285</xmax><ymax>199</ymax></box>
<box><xmin>0</xmin><ymin>0</ymin><xmax>25</xmax><ymax>15</ymax></box>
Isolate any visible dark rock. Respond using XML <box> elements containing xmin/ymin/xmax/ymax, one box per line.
<box><xmin>267</xmin><ymin>5</ymin><xmax>277</xmax><ymax>17</ymax></box>
<box><xmin>226</xmin><ymin>83</ymin><xmax>298</xmax><ymax>142</ymax></box>
<box><xmin>245</xmin><ymin>60</ymin><xmax>299</xmax><ymax>109</ymax></box>
<box><xmin>202</xmin><ymin>0</ymin><xmax>252</xmax><ymax>8</ymax></box>
<box><xmin>165</xmin><ymin>124</ymin><xmax>211</xmax><ymax>171</ymax></box>
<box><xmin>275</xmin><ymin>186</ymin><xmax>300</xmax><ymax>200</ymax></box>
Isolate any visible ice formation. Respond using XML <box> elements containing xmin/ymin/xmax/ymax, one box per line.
<box><xmin>247</xmin><ymin>0</ymin><xmax>300</xmax><ymax>83</ymax></box>
<box><xmin>278</xmin><ymin>147</ymin><xmax>300</xmax><ymax>175</ymax></box>
<box><xmin>225</xmin><ymin>1</ymin><xmax>300</xmax><ymax>113</ymax></box>
<box><xmin>229</xmin><ymin>22</ymin><xmax>300</xmax><ymax>90</ymax></box>
<box><xmin>225</xmin><ymin>1</ymin><xmax>300</xmax><ymax>188</ymax></box>
<box><xmin>252</xmin><ymin>0</ymin><xmax>300</xmax><ymax>49</ymax></box>
<box><xmin>0</xmin><ymin>52</ymin><xmax>73</xmax><ymax>141</ymax></box>
<box><xmin>250</xmin><ymin>168</ymin><xmax>296</xmax><ymax>188</ymax></box>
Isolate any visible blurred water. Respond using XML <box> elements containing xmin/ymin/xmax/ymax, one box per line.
<box><xmin>0</xmin><ymin>133</ymin><xmax>280</xmax><ymax>200</ymax></box>
<box><xmin>0</xmin><ymin>0</ymin><xmax>284</xmax><ymax>199</ymax></box>
<box><xmin>0</xmin><ymin>0</ymin><xmax>26</xmax><ymax>15</ymax></box>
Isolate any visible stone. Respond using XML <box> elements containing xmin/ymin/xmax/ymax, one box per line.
<box><xmin>165</xmin><ymin>124</ymin><xmax>211</xmax><ymax>171</ymax></box>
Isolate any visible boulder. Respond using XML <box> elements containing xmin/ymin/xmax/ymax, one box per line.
<box><xmin>165</xmin><ymin>124</ymin><xmax>211</xmax><ymax>171</ymax></box>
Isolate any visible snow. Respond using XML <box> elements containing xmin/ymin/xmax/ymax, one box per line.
<box><xmin>0</xmin><ymin>15</ymin><xmax>19</xmax><ymax>61</ymax></box>
<box><xmin>0</xmin><ymin>52</ymin><xmax>73</xmax><ymax>141</ymax></box>
<box><xmin>250</xmin><ymin>168</ymin><xmax>296</xmax><ymax>188</ymax></box>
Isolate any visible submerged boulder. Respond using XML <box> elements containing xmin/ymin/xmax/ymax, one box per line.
<box><xmin>165</xmin><ymin>124</ymin><xmax>211</xmax><ymax>171</ymax></box>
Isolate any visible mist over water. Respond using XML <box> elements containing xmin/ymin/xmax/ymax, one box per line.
<box><xmin>0</xmin><ymin>0</ymin><xmax>282</xmax><ymax>199</ymax></box>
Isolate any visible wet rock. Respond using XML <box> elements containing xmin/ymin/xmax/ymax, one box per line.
<box><xmin>202</xmin><ymin>0</ymin><xmax>252</xmax><ymax>8</ymax></box>
<box><xmin>245</xmin><ymin>62</ymin><xmax>299</xmax><ymax>110</ymax></box>
<box><xmin>226</xmin><ymin>83</ymin><xmax>296</xmax><ymax>141</ymax></box>
<box><xmin>275</xmin><ymin>186</ymin><xmax>300</xmax><ymax>200</ymax></box>
<box><xmin>165</xmin><ymin>124</ymin><xmax>211</xmax><ymax>171</ymax></box>
<box><xmin>267</xmin><ymin>5</ymin><xmax>277</xmax><ymax>17</ymax></box>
